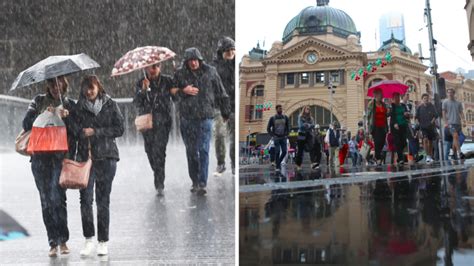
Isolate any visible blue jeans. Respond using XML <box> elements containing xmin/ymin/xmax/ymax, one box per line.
<box><xmin>273</xmin><ymin>138</ymin><xmax>287</xmax><ymax>170</ymax></box>
<box><xmin>350</xmin><ymin>151</ymin><xmax>359</xmax><ymax>166</ymax></box>
<box><xmin>444</xmin><ymin>141</ymin><xmax>453</xmax><ymax>161</ymax></box>
<box><xmin>80</xmin><ymin>159</ymin><xmax>117</xmax><ymax>242</ymax></box>
<box><xmin>31</xmin><ymin>154</ymin><xmax>69</xmax><ymax>247</ymax></box>
<box><xmin>180</xmin><ymin>118</ymin><xmax>213</xmax><ymax>187</ymax></box>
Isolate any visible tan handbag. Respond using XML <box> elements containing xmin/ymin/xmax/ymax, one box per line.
<box><xmin>134</xmin><ymin>113</ymin><xmax>153</xmax><ymax>132</ymax></box>
<box><xmin>59</xmin><ymin>143</ymin><xmax>92</xmax><ymax>189</ymax></box>
<box><xmin>15</xmin><ymin>130</ymin><xmax>31</xmax><ymax>156</ymax></box>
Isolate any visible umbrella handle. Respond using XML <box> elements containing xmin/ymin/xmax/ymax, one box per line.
<box><xmin>142</xmin><ymin>69</ymin><xmax>151</xmax><ymax>92</ymax></box>
<box><xmin>55</xmin><ymin>77</ymin><xmax>64</xmax><ymax>106</ymax></box>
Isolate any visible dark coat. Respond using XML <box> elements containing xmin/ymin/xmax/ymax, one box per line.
<box><xmin>72</xmin><ymin>94</ymin><xmax>124</xmax><ymax>162</ymax></box>
<box><xmin>22</xmin><ymin>93</ymin><xmax>77</xmax><ymax>159</ymax></box>
<box><xmin>174</xmin><ymin>47</ymin><xmax>231</xmax><ymax>120</ymax></box>
<box><xmin>133</xmin><ymin>74</ymin><xmax>174</xmax><ymax>126</ymax></box>
<box><xmin>328</xmin><ymin>128</ymin><xmax>340</xmax><ymax>147</ymax></box>
<box><xmin>212</xmin><ymin>37</ymin><xmax>235</xmax><ymax>111</ymax></box>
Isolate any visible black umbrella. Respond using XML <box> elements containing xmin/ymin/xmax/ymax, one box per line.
<box><xmin>9</xmin><ymin>53</ymin><xmax>100</xmax><ymax>91</ymax></box>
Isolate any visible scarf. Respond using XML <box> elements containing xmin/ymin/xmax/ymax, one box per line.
<box><xmin>84</xmin><ymin>98</ymin><xmax>103</xmax><ymax>116</ymax></box>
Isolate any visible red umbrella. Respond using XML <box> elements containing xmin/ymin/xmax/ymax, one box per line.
<box><xmin>110</xmin><ymin>46</ymin><xmax>176</xmax><ymax>77</ymax></box>
<box><xmin>367</xmin><ymin>80</ymin><xmax>409</xmax><ymax>99</ymax></box>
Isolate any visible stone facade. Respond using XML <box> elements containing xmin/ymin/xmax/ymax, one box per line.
<box><xmin>239</xmin><ymin>30</ymin><xmax>474</xmax><ymax>143</ymax></box>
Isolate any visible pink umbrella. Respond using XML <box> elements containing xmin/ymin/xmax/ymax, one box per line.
<box><xmin>110</xmin><ymin>46</ymin><xmax>176</xmax><ymax>77</ymax></box>
<box><xmin>367</xmin><ymin>80</ymin><xmax>409</xmax><ymax>99</ymax></box>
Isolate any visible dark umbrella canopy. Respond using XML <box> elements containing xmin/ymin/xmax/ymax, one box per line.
<box><xmin>367</xmin><ymin>80</ymin><xmax>409</xmax><ymax>99</ymax></box>
<box><xmin>0</xmin><ymin>210</ymin><xmax>29</xmax><ymax>241</ymax></box>
<box><xmin>9</xmin><ymin>53</ymin><xmax>100</xmax><ymax>91</ymax></box>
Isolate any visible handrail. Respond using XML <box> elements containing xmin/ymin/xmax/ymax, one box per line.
<box><xmin>0</xmin><ymin>94</ymin><xmax>133</xmax><ymax>104</ymax></box>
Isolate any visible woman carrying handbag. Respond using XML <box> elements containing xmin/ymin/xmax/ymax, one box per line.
<box><xmin>71</xmin><ymin>75</ymin><xmax>124</xmax><ymax>256</ymax></box>
<box><xmin>133</xmin><ymin>63</ymin><xmax>176</xmax><ymax>196</ymax></box>
<box><xmin>22</xmin><ymin>76</ymin><xmax>76</xmax><ymax>257</ymax></box>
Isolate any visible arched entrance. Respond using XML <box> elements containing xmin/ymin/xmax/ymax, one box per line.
<box><xmin>289</xmin><ymin>105</ymin><xmax>339</xmax><ymax>129</ymax></box>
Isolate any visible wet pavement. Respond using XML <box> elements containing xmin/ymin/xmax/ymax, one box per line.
<box><xmin>240</xmin><ymin>159</ymin><xmax>474</xmax><ymax>266</ymax></box>
<box><xmin>1</xmin><ymin>143</ymin><xmax>235</xmax><ymax>265</ymax></box>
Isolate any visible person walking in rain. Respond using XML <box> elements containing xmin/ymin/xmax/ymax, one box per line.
<box><xmin>267</xmin><ymin>104</ymin><xmax>290</xmax><ymax>174</ymax></box>
<box><xmin>326</xmin><ymin>121</ymin><xmax>340</xmax><ymax>168</ymax></box>
<box><xmin>442</xmin><ymin>88</ymin><xmax>466</xmax><ymax>160</ymax></box>
<box><xmin>416</xmin><ymin>93</ymin><xmax>438</xmax><ymax>163</ymax></box>
<box><xmin>174</xmin><ymin>47</ymin><xmax>231</xmax><ymax>195</ymax></box>
<box><xmin>212</xmin><ymin>37</ymin><xmax>236</xmax><ymax>176</ymax></box>
<box><xmin>133</xmin><ymin>63</ymin><xmax>176</xmax><ymax>196</ymax></box>
<box><xmin>72</xmin><ymin>76</ymin><xmax>124</xmax><ymax>256</ymax></box>
<box><xmin>22</xmin><ymin>76</ymin><xmax>75</xmax><ymax>257</ymax></box>
<box><xmin>367</xmin><ymin>89</ymin><xmax>388</xmax><ymax>166</ymax></box>
<box><xmin>389</xmin><ymin>92</ymin><xmax>410</xmax><ymax>165</ymax></box>
<box><xmin>295</xmin><ymin>106</ymin><xmax>320</xmax><ymax>170</ymax></box>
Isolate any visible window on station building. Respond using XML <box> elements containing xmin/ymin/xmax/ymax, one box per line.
<box><xmin>406</xmin><ymin>80</ymin><xmax>416</xmax><ymax>92</ymax></box>
<box><xmin>286</xmin><ymin>73</ymin><xmax>295</xmax><ymax>85</ymax></box>
<box><xmin>301</xmin><ymin>72</ymin><xmax>309</xmax><ymax>84</ymax></box>
<box><xmin>252</xmin><ymin>85</ymin><xmax>264</xmax><ymax>97</ymax></box>
<box><xmin>254</xmin><ymin>109</ymin><xmax>263</xmax><ymax>120</ymax></box>
<box><xmin>330</xmin><ymin>71</ymin><xmax>340</xmax><ymax>83</ymax></box>
<box><xmin>368</xmin><ymin>78</ymin><xmax>383</xmax><ymax>89</ymax></box>
<box><xmin>315</xmin><ymin>72</ymin><xmax>325</xmax><ymax>84</ymax></box>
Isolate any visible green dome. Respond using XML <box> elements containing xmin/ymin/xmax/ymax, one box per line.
<box><xmin>282</xmin><ymin>5</ymin><xmax>359</xmax><ymax>43</ymax></box>
<box><xmin>378</xmin><ymin>33</ymin><xmax>412</xmax><ymax>54</ymax></box>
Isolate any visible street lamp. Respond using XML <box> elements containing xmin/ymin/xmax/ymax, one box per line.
<box><xmin>328</xmin><ymin>81</ymin><xmax>336</xmax><ymax>124</ymax></box>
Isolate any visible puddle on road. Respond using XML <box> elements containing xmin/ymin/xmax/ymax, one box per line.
<box><xmin>240</xmin><ymin>166</ymin><xmax>474</xmax><ymax>265</ymax></box>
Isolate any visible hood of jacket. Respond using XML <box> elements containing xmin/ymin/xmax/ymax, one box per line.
<box><xmin>215</xmin><ymin>37</ymin><xmax>235</xmax><ymax>60</ymax></box>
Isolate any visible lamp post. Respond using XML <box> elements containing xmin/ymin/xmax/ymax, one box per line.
<box><xmin>424</xmin><ymin>0</ymin><xmax>445</xmax><ymax>161</ymax></box>
<box><xmin>328</xmin><ymin>81</ymin><xmax>336</xmax><ymax>124</ymax></box>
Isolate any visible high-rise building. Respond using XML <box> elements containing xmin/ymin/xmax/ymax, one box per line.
<box><xmin>379</xmin><ymin>12</ymin><xmax>406</xmax><ymax>46</ymax></box>
<box><xmin>466</xmin><ymin>0</ymin><xmax>473</xmax><ymax>60</ymax></box>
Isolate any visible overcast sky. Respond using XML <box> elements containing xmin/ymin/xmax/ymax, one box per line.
<box><xmin>236</xmin><ymin>0</ymin><xmax>473</xmax><ymax>73</ymax></box>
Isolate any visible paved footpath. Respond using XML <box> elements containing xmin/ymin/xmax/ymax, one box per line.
<box><xmin>1</xmin><ymin>143</ymin><xmax>235</xmax><ymax>265</ymax></box>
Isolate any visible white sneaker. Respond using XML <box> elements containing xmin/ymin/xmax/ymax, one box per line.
<box><xmin>97</xmin><ymin>241</ymin><xmax>108</xmax><ymax>256</ymax></box>
<box><xmin>80</xmin><ymin>238</ymin><xmax>94</xmax><ymax>257</ymax></box>
<box><xmin>426</xmin><ymin>156</ymin><xmax>433</xmax><ymax>164</ymax></box>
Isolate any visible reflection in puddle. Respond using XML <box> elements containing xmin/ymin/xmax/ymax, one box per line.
<box><xmin>240</xmin><ymin>167</ymin><xmax>474</xmax><ymax>265</ymax></box>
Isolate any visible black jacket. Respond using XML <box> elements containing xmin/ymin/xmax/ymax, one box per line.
<box><xmin>22</xmin><ymin>93</ymin><xmax>77</xmax><ymax>159</ymax></box>
<box><xmin>212</xmin><ymin>38</ymin><xmax>235</xmax><ymax>112</ymax></box>
<box><xmin>133</xmin><ymin>74</ymin><xmax>174</xmax><ymax>126</ymax></box>
<box><xmin>174</xmin><ymin>47</ymin><xmax>231</xmax><ymax>120</ymax></box>
<box><xmin>72</xmin><ymin>94</ymin><xmax>124</xmax><ymax>162</ymax></box>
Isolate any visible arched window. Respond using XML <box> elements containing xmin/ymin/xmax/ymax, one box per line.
<box><xmin>406</xmin><ymin>80</ymin><xmax>416</xmax><ymax>93</ymax></box>
<box><xmin>250</xmin><ymin>85</ymin><xmax>264</xmax><ymax>97</ymax></box>
<box><xmin>289</xmin><ymin>105</ymin><xmax>338</xmax><ymax>129</ymax></box>
<box><xmin>368</xmin><ymin>78</ymin><xmax>383</xmax><ymax>89</ymax></box>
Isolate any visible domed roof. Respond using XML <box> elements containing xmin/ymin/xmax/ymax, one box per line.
<box><xmin>282</xmin><ymin>1</ymin><xmax>359</xmax><ymax>43</ymax></box>
<box><xmin>378</xmin><ymin>33</ymin><xmax>412</xmax><ymax>54</ymax></box>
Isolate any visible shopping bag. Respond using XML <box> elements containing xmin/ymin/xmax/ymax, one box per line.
<box><xmin>135</xmin><ymin>113</ymin><xmax>153</xmax><ymax>132</ymax></box>
<box><xmin>26</xmin><ymin>110</ymin><xmax>68</xmax><ymax>154</ymax></box>
<box><xmin>15</xmin><ymin>129</ymin><xmax>31</xmax><ymax>156</ymax></box>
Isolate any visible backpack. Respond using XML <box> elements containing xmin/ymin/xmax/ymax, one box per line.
<box><xmin>273</xmin><ymin>115</ymin><xmax>287</xmax><ymax>136</ymax></box>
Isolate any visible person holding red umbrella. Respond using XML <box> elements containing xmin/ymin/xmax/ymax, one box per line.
<box><xmin>366</xmin><ymin>89</ymin><xmax>389</xmax><ymax>166</ymax></box>
<box><xmin>389</xmin><ymin>92</ymin><xmax>411</xmax><ymax>165</ymax></box>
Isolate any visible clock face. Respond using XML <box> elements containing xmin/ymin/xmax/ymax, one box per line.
<box><xmin>306</xmin><ymin>53</ymin><xmax>318</xmax><ymax>64</ymax></box>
